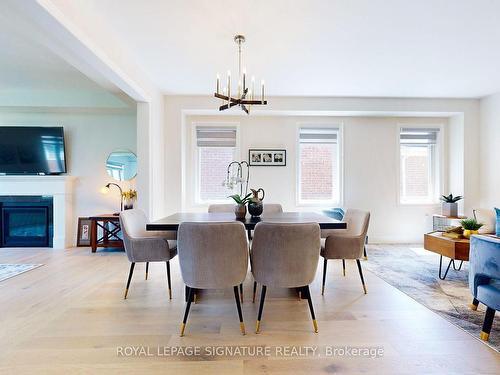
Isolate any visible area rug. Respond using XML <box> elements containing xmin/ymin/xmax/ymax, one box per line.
<box><xmin>0</xmin><ymin>264</ymin><xmax>43</xmax><ymax>282</ymax></box>
<box><xmin>364</xmin><ymin>244</ymin><xmax>499</xmax><ymax>352</ymax></box>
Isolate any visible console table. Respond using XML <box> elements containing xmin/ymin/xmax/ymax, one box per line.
<box><xmin>424</xmin><ymin>231</ymin><xmax>470</xmax><ymax>280</ymax></box>
<box><xmin>89</xmin><ymin>214</ymin><xmax>124</xmax><ymax>253</ymax></box>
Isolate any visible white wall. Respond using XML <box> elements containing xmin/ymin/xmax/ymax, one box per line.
<box><xmin>185</xmin><ymin>115</ymin><xmax>451</xmax><ymax>243</ymax></box>
<box><xmin>0</xmin><ymin>109</ymin><xmax>136</xmax><ymax>234</ymax></box>
<box><xmin>479</xmin><ymin>93</ymin><xmax>500</xmax><ymax>208</ymax></box>
<box><xmin>165</xmin><ymin>95</ymin><xmax>481</xmax><ymax>243</ymax></box>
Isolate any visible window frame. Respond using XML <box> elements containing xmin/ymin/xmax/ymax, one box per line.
<box><xmin>192</xmin><ymin>122</ymin><xmax>240</xmax><ymax>205</ymax></box>
<box><xmin>397</xmin><ymin>123</ymin><xmax>444</xmax><ymax>206</ymax></box>
<box><xmin>296</xmin><ymin>123</ymin><xmax>344</xmax><ymax>207</ymax></box>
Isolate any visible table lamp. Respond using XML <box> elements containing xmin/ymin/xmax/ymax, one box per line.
<box><xmin>100</xmin><ymin>182</ymin><xmax>123</xmax><ymax>213</ymax></box>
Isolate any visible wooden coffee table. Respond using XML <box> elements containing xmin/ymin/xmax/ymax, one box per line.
<box><xmin>424</xmin><ymin>231</ymin><xmax>470</xmax><ymax>280</ymax></box>
<box><xmin>89</xmin><ymin>214</ymin><xmax>124</xmax><ymax>253</ymax></box>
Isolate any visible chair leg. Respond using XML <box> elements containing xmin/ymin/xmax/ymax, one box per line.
<box><xmin>321</xmin><ymin>258</ymin><xmax>327</xmax><ymax>295</ymax></box>
<box><xmin>304</xmin><ymin>285</ymin><xmax>318</xmax><ymax>333</ymax></box>
<box><xmin>239</xmin><ymin>283</ymin><xmax>244</xmax><ymax>303</ymax></box>
<box><xmin>124</xmin><ymin>262</ymin><xmax>135</xmax><ymax>299</ymax></box>
<box><xmin>256</xmin><ymin>285</ymin><xmax>267</xmax><ymax>333</ymax></box>
<box><xmin>470</xmin><ymin>298</ymin><xmax>479</xmax><ymax>311</ymax></box>
<box><xmin>180</xmin><ymin>287</ymin><xmax>194</xmax><ymax>336</ymax></box>
<box><xmin>233</xmin><ymin>286</ymin><xmax>246</xmax><ymax>335</ymax></box>
<box><xmin>145</xmin><ymin>262</ymin><xmax>149</xmax><ymax>280</ymax></box>
<box><xmin>356</xmin><ymin>259</ymin><xmax>367</xmax><ymax>294</ymax></box>
<box><xmin>253</xmin><ymin>281</ymin><xmax>257</xmax><ymax>303</ymax></box>
<box><xmin>364</xmin><ymin>246</ymin><xmax>368</xmax><ymax>260</ymax></box>
<box><xmin>166</xmin><ymin>261</ymin><xmax>172</xmax><ymax>299</ymax></box>
<box><xmin>480</xmin><ymin>307</ymin><xmax>496</xmax><ymax>341</ymax></box>
<box><xmin>342</xmin><ymin>259</ymin><xmax>346</xmax><ymax>277</ymax></box>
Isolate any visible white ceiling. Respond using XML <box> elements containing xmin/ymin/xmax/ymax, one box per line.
<box><xmin>48</xmin><ymin>0</ymin><xmax>500</xmax><ymax>98</ymax></box>
<box><xmin>0</xmin><ymin>3</ymin><xmax>131</xmax><ymax>108</ymax></box>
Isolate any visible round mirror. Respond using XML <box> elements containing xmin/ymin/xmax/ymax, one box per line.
<box><xmin>106</xmin><ymin>150</ymin><xmax>137</xmax><ymax>181</ymax></box>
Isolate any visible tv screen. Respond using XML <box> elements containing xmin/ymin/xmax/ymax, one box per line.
<box><xmin>0</xmin><ymin>126</ymin><xmax>67</xmax><ymax>175</ymax></box>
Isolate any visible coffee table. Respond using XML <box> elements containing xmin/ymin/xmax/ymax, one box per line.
<box><xmin>424</xmin><ymin>231</ymin><xmax>470</xmax><ymax>280</ymax></box>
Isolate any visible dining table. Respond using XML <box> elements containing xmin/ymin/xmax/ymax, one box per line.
<box><xmin>146</xmin><ymin>211</ymin><xmax>347</xmax><ymax>231</ymax></box>
<box><xmin>146</xmin><ymin>211</ymin><xmax>347</xmax><ymax>302</ymax></box>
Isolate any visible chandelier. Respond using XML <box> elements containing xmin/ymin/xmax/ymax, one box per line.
<box><xmin>214</xmin><ymin>35</ymin><xmax>267</xmax><ymax>114</ymax></box>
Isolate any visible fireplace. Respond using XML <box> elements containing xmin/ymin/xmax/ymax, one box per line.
<box><xmin>0</xmin><ymin>196</ymin><xmax>53</xmax><ymax>247</ymax></box>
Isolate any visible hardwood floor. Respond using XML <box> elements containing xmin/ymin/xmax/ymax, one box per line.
<box><xmin>0</xmin><ymin>246</ymin><xmax>499</xmax><ymax>374</ymax></box>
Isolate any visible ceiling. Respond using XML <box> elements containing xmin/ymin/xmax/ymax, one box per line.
<box><xmin>48</xmin><ymin>0</ymin><xmax>500</xmax><ymax>98</ymax></box>
<box><xmin>0</xmin><ymin>3</ymin><xmax>131</xmax><ymax>108</ymax></box>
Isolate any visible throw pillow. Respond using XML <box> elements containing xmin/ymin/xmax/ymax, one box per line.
<box><xmin>473</xmin><ymin>209</ymin><xmax>497</xmax><ymax>234</ymax></box>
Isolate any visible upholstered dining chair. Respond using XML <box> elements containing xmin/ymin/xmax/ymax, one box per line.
<box><xmin>251</xmin><ymin>222</ymin><xmax>321</xmax><ymax>333</ymax></box>
<box><xmin>177</xmin><ymin>221</ymin><xmax>249</xmax><ymax>336</ymax></box>
<box><xmin>321</xmin><ymin>209</ymin><xmax>370</xmax><ymax>295</ymax></box>
<box><xmin>207</xmin><ymin>203</ymin><xmax>234</xmax><ymax>213</ymax></box>
<box><xmin>120</xmin><ymin>209</ymin><xmax>177</xmax><ymax>300</ymax></box>
<box><xmin>469</xmin><ymin>235</ymin><xmax>500</xmax><ymax>341</ymax></box>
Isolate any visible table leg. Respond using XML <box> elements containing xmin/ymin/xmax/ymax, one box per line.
<box><xmin>90</xmin><ymin>219</ymin><xmax>97</xmax><ymax>253</ymax></box>
<box><xmin>438</xmin><ymin>257</ymin><xmax>465</xmax><ymax>280</ymax></box>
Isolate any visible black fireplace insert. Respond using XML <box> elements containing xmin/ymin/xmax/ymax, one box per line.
<box><xmin>0</xmin><ymin>196</ymin><xmax>53</xmax><ymax>247</ymax></box>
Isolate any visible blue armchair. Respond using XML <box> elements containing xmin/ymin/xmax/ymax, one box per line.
<box><xmin>469</xmin><ymin>235</ymin><xmax>500</xmax><ymax>341</ymax></box>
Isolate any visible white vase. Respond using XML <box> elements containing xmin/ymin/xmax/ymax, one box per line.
<box><xmin>442</xmin><ymin>202</ymin><xmax>458</xmax><ymax>217</ymax></box>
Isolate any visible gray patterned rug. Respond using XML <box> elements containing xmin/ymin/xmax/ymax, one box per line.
<box><xmin>364</xmin><ymin>244</ymin><xmax>499</xmax><ymax>352</ymax></box>
<box><xmin>0</xmin><ymin>264</ymin><xmax>43</xmax><ymax>282</ymax></box>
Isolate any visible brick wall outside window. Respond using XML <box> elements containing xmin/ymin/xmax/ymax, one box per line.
<box><xmin>199</xmin><ymin>147</ymin><xmax>235</xmax><ymax>201</ymax></box>
<box><xmin>400</xmin><ymin>145</ymin><xmax>431</xmax><ymax>201</ymax></box>
<box><xmin>299</xmin><ymin>143</ymin><xmax>337</xmax><ymax>201</ymax></box>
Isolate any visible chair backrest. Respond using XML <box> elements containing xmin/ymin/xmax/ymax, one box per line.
<box><xmin>262</xmin><ymin>203</ymin><xmax>283</xmax><ymax>214</ymax></box>
<box><xmin>251</xmin><ymin>222</ymin><xmax>320</xmax><ymax>288</ymax></box>
<box><xmin>343</xmin><ymin>209</ymin><xmax>370</xmax><ymax>238</ymax></box>
<box><xmin>177</xmin><ymin>222</ymin><xmax>248</xmax><ymax>289</ymax></box>
<box><xmin>469</xmin><ymin>235</ymin><xmax>500</xmax><ymax>298</ymax></box>
<box><xmin>207</xmin><ymin>203</ymin><xmax>234</xmax><ymax>213</ymax></box>
<box><xmin>120</xmin><ymin>209</ymin><xmax>148</xmax><ymax>239</ymax></box>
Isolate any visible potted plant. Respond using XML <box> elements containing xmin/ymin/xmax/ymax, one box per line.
<box><xmin>228</xmin><ymin>193</ymin><xmax>252</xmax><ymax>219</ymax></box>
<box><xmin>440</xmin><ymin>194</ymin><xmax>463</xmax><ymax>217</ymax></box>
<box><xmin>460</xmin><ymin>218</ymin><xmax>483</xmax><ymax>239</ymax></box>
<box><xmin>122</xmin><ymin>189</ymin><xmax>137</xmax><ymax>210</ymax></box>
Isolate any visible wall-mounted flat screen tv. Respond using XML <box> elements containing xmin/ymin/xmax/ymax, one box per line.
<box><xmin>0</xmin><ymin>126</ymin><xmax>67</xmax><ymax>175</ymax></box>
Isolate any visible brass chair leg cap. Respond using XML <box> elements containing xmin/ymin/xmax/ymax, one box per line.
<box><xmin>313</xmin><ymin>319</ymin><xmax>318</xmax><ymax>333</ymax></box>
<box><xmin>363</xmin><ymin>256</ymin><xmax>368</xmax><ymax>260</ymax></box>
<box><xmin>124</xmin><ymin>289</ymin><xmax>129</xmax><ymax>300</ymax></box>
<box><xmin>480</xmin><ymin>331</ymin><xmax>490</xmax><ymax>341</ymax></box>
<box><xmin>180</xmin><ymin>323</ymin><xmax>186</xmax><ymax>337</ymax></box>
<box><xmin>469</xmin><ymin>303</ymin><xmax>478</xmax><ymax>311</ymax></box>
<box><xmin>168</xmin><ymin>288</ymin><xmax>172</xmax><ymax>300</ymax></box>
<box><xmin>145</xmin><ymin>272</ymin><xmax>148</xmax><ymax>280</ymax></box>
<box><xmin>240</xmin><ymin>322</ymin><xmax>246</xmax><ymax>335</ymax></box>
<box><xmin>255</xmin><ymin>320</ymin><xmax>261</xmax><ymax>334</ymax></box>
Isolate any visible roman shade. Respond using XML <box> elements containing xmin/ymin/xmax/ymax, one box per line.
<box><xmin>196</xmin><ymin>126</ymin><xmax>237</xmax><ymax>147</ymax></box>
<box><xmin>400</xmin><ymin>128</ymin><xmax>440</xmax><ymax>145</ymax></box>
<box><xmin>299</xmin><ymin>128</ymin><xmax>338</xmax><ymax>143</ymax></box>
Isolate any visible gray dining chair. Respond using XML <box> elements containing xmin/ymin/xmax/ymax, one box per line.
<box><xmin>251</xmin><ymin>222</ymin><xmax>321</xmax><ymax>333</ymax></box>
<box><xmin>177</xmin><ymin>221</ymin><xmax>249</xmax><ymax>336</ymax></box>
<box><xmin>207</xmin><ymin>203</ymin><xmax>234</xmax><ymax>213</ymax></box>
<box><xmin>119</xmin><ymin>209</ymin><xmax>177</xmax><ymax>300</ymax></box>
<box><xmin>321</xmin><ymin>209</ymin><xmax>370</xmax><ymax>295</ymax></box>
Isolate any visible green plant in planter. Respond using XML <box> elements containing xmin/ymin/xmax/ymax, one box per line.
<box><xmin>460</xmin><ymin>218</ymin><xmax>484</xmax><ymax>239</ymax></box>
<box><xmin>440</xmin><ymin>194</ymin><xmax>463</xmax><ymax>203</ymax></box>
<box><xmin>228</xmin><ymin>193</ymin><xmax>252</xmax><ymax>219</ymax></box>
<box><xmin>228</xmin><ymin>193</ymin><xmax>252</xmax><ymax>205</ymax></box>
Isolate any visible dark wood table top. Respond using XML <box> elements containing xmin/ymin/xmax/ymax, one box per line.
<box><xmin>146</xmin><ymin>212</ymin><xmax>347</xmax><ymax>231</ymax></box>
<box><xmin>89</xmin><ymin>214</ymin><xmax>120</xmax><ymax>220</ymax></box>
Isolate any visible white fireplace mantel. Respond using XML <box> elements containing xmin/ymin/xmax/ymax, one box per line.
<box><xmin>0</xmin><ymin>176</ymin><xmax>76</xmax><ymax>248</ymax></box>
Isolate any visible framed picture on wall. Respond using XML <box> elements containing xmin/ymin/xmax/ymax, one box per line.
<box><xmin>76</xmin><ymin>217</ymin><xmax>92</xmax><ymax>247</ymax></box>
<box><xmin>249</xmin><ymin>149</ymin><xmax>286</xmax><ymax>166</ymax></box>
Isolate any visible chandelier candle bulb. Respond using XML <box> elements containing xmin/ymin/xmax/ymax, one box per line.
<box><xmin>227</xmin><ymin>71</ymin><xmax>231</xmax><ymax>105</ymax></box>
<box><xmin>261</xmin><ymin>80</ymin><xmax>265</xmax><ymax>102</ymax></box>
<box><xmin>216</xmin><ymin>74</ymin><xmax>220</xmax><ymax>94</ymax></box>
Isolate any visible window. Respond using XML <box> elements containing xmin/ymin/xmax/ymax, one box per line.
<box><xmin>298</xmin><ymin>127</ymin><xmax>341</xmax><ymax>204</ymax></box>
<box><xmin>399</xmin><ymin>127</ymin><xmax>441</xmax><ymax>204</ymax></box>
<box><xmin>195</xmin><ymin>126</ymin><xmax>238</xmax><ymax>203</ymax></box>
